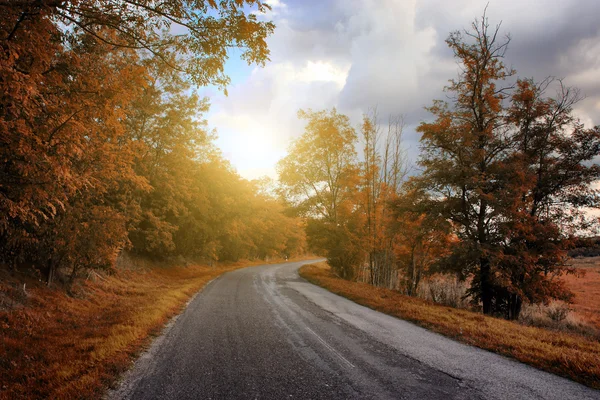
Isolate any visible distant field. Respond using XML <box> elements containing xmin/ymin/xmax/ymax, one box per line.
<box><xmin>565</xmin><ymin>257</ymin><xmax>600</xmax><ymax>330</ymax></box>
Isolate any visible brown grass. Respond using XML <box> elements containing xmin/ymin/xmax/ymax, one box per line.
<box><xmin>565</xmin><ymin>257</ymin><xmax>600</xmax><ymax>330</ymax></box>
<box><xmin>299</xmin><ymin>262</ymin><xmax>600</xmax><ymax>390</ymax></box>
<box><xmin>0</xmin><ymin>256</ymin><xmax>313</xmax><ymax>399</ymax></box>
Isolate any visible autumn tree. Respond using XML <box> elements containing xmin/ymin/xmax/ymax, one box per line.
<box><xmin>495</xmin><ymin>78</ymin><xmax>600</xmax><ymax>318</ymax></box>
<box><xmin>0</xmin><ymin>0</ymin><xmax>276</xmax><ymax>283</ymax></box>
<box><xmin>390</xmin><ymin>186</ymin><xmax>454</xmax><ymax>296</ymax></box>
<box><xmin>417</xmin><ymin>12</ymin><xmax>600</xmax><ymax>318</ymax></box>
<box><xmin>417</xmin><ymin>13</ymin><xmax>514</xmax><ymax>314</ymax></box>
<box><xmin>0</xmin><ymin>24</ymin><xmax>149</xmax><ymax>282</ymax></box>
<box><xmin>1</xmin><ymin>0</ymin><xmax>274</xmax><ymax>89</ymax></box>
<box><xmin>278</xmin><ymin>108</ymin><xmax>361</xmax><ymax>279</ymax></box>
<box><xmin>124</xmin><ymin>59</ymin><xmax>213</xmax><ymax>257</ymax></box>
<box><xmin>359</xmin><ymin>111</ymin><xmax>408</xmax><ymax>287</ymax></box>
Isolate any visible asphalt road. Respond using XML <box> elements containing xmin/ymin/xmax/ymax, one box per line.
<box><xmin>109</xmin><ymin>260</ymin><xmax>600</xmax><ymax>400</ymax></box>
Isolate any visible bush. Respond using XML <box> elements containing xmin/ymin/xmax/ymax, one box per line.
<box><xmin>519</xmin><ymin>302</ymin><xmax>599</xmax><ymax>338</ymax></box>
<box><xmin>417</xmin><ymin>274</ymin><xmax>470</xmax><ymax>309</ymax></box>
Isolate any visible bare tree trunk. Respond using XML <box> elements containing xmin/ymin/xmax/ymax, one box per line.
<box><xmin>361</xmin><ymin>111</ymin><xmax>407</xmax><ymax>289</ymax></box>
<box><xmin>46</xmin><ymin>261</ymin><xmax>56</xmax><ymax>285</ymax></box>
<box><xmin>480</xmin><ymin>257</ymin><xmax>493</xmax><ymax>314</ymax></box>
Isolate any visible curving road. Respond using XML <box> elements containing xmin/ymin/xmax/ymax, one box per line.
<box><xmin>109</xmin><ymin>260</ymin><xmax>599</xmax><ymax>400</ymax></box>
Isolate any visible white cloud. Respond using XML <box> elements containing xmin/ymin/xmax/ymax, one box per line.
<box><xmin>297</xmin><ymin>61</ymin><xmax>349</xmax><ymax>86</ymax></box>
<box><xmin>210</xmin><ymin>0</ymin><xmax>600</xmax><ymax>180</ymax></box>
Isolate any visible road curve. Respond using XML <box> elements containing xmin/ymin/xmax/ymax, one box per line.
<box><xmin>109</xmin><ymin>260</ymin><xmax>599</xmax><ymax>400</ymax></box>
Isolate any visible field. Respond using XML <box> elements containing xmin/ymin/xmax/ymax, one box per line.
<box><xmin>565</xmin><ymin>257</ymin><xmax>600</xmax><ymax>330</ymax></box>
<box><xmin>0</xmin><ymin>256</ymin><xmax>311</xmax><ymax>400</ymax></box>
<box><xmin>299</xmin><ymin>261</ymin><xmax>600</xmax><ymax>390</ymax></box>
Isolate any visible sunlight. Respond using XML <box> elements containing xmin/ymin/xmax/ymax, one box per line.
<box><xmin>297</xmin><ymin>61</ymin><xmax>349</xmax><ymax>87</ymax></box>
<box><xmin>213</xmin><ymin>113</ymin><xmax>285</xmax><ymax>179</ymax></box>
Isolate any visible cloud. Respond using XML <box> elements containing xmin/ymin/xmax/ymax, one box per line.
<box><xmin>210</xmin><ymin>0</ymin><xmax>600</xmax><ymax>180</ymax></box>
<box><xmin>211</xmin><ymin>57</ymin><xmax>350</xmax><ymax>178</ymax></box>
<box><xmin>335</xmin><ymin>0</ymin><xmax>452</xmax><ymax>123</ymax></box>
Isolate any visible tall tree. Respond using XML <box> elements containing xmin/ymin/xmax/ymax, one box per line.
<box><xmin>0</xmin><ymin>24</ymin><xmax>149</xmax><ymax>281</ymax></box>
<box><xmin>359</xmin><ymin>111</ymin><xmax>408</xmax><ymax>287</ymax></box>
<box><xmin>496</xmin><ymin>78</ymin><xmax>600</xmax><ymax>318</ymax></box>
<box><xmin>417</xmin><ymin>12</ymin><xmax>600</xmax><ymax>318</ymax></box>
<box><xmin>278</xmin><ymin>108</ymin><xmax>358</xmax><ymax>223</ymax></box>
<box><xmin>124</xmin><ymin>60</ymin><xmax>212</xmax><ymax>257</ymax></box>
<box><xmin>278</xmin><ymin>108</ymin><xmax>361</xmax><ymax>279</ymax></box>
<box><xmin>417</xmin><ymin>13</ymin><xmax>515</xmax><ymax>315</ymax></box>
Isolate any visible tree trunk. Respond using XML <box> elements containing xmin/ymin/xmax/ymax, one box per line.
<box><xmin>415</xmin><ymin>262</ymin><xmax>422</xmax><ymax>296</ymax></box>
<box><xmin>409</xmin><ymin>251</ymin><xmax>417</xmax><ymax>296</ymax></box>
<box><xmin>507</xmin><ymin>293</ymin><xmax>523</xmax><ymax>320</ymax></box>
<box><xmin>480</xmin><ymin>257</ymin><xmax>493</xmax><ymax>314</ymax></box>
<box><xmin>45</xmin><ymin>261</ymin><xmax>56</xmax><ymax>285</ymax></box>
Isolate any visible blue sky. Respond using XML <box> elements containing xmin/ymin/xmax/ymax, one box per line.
<box><xmin>206</xmin><ymin>0</ymin><xmax>600</xmax><ymax>180</ymax></box>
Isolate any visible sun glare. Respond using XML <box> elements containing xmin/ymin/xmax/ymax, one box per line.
<box><xmin>298</xmin><ymin>61</ymin><xmax>349</xmax><ymax>87</ymax></box>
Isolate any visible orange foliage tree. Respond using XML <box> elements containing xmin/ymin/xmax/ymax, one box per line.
<box><xmin>416</xmin><ymin>13</ymin><xmax>600</xmax><ymax>318</ymax></box>
<box><xmin>0</xmin><ymin>1</ymin><xmax>306</xmax><ymax>285</ymax></box>
<box><xmin>358</xmin><ymin>111</ymin><xmax>408</xmax><ymax>287</ymax></box>
<box><xmin>278</xmin><ymin>108</ymin><xmax>361</xmax><ymax>279</ymax></box>
<box><xmin>390</xmin><ymin>187</ymin><xmax>454</xmax><ymax>296</ymax></box>
<box><xmin>494</xmin><ymin>78</ymin><xmax>600</xmax><ymax>318</ymax></box>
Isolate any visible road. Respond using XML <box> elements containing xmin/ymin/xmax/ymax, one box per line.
<box><xmin>109</xmin><ymin>260</ymin><xmax>600</xmax><ymax>400</ymax></box>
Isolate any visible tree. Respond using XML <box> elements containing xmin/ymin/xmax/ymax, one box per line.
<box><xmin>0</xmin><ymin>0</ymin><xmax>276</xmax><ymax>283</ymax></box>
<box><xmin>417</xmin><ymin>13</ymin><xmax>514</xmax><ymax>314</ymax></box>
<box><xmin>278</xmin><ymin>108</ymin><xmax>360</xmax><ymax>279</ymax></box>
<box><xmin>278</xmin><ymin>108</ymin><xmax>358</xmax><ymax>222</ymax></box>
<box><xmin>391</xmin><ymin>186</ymin><xmax>453</xmax><ymax>296</ymax></box>
<box><xmin>495</xmin><ymin>78</ymin><xmax>600</xmax><ymax>318</ymax></box>
<box><xmin>125</xmin><ymin>60</ymin><xmax>212</xmax><ymax>257</ymax></box>
<box><xmin>1</xmin><ymin>0</ymin><xmax>274</xmax><ymax>89</ymax></box>
<box><xmin>417</xmin><ymin>12</ymin><xmax>600</xmax><ymax>318</ymax></box>
<box><xmin>0</xmin><ymin>23</ymin><xmax>149</xmax><ymax>282</ymax></box>
<box><xmin>359</xmin><ymin>110</ymin><xmax>408</xmax><ymax>287</ymax></box>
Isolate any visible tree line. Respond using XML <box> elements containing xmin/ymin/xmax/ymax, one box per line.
<box><xmin>278</xmin><ymin>14</ymin><xmax>600</xmax><ymax>320</ymax></box>
<box><xmin>0</xmin><ymin>1</ymin><xmax>305</xmax><ymax>286</ymax></box>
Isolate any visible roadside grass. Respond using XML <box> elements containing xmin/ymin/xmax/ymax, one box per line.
<box><xmin>299</xmin><ymin>262</ymin><xmax>600</xmax><ymax>390</ymax></box>
<box><xmin>0</xmin><ymin>256</ymin><xmax>310</xmax><ymax>399</ymax></box>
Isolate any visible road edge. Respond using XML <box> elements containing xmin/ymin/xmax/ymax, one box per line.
<box><xmin>103</xmin><ymin>276</ymin><xmax>221</xmax><ymax>399</ymax></box>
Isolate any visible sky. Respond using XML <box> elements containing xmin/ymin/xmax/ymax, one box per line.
<box><xmin>206</xmin><ymin>0</ymin><xmax>600</xmax><ymax>180</ymax></box>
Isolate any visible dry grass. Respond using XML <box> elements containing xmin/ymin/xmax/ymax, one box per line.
<box><xmin>299</xmin><ymin>262</ymin><xmax>600</xmax><ymax>390</ymax></box>
<box><xmin>416</xmin><ymin>274</ymin><xmax>470</xmax><ymax>309</ymax></box>
<box><xmin>0</xmin><ymin>256</ymin><xmax>312</xmax><ymax>399</ymax></box>
<box><xmin>565</xmin><ymin>257</ymin><xmax>600</xmax><ymax>330</ymax></box>
<box><xmin>518</xmin><ymin>302</ymin><xmax>599</xmax><ymax>338</ymax></box>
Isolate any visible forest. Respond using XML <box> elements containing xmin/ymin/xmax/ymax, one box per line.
<box><xmin>0</xmin><ymin>0</ymin><xmax>306</xmax><ymax>288</ymax></box>
<box><xmin>278</xmin><ymin>18</ymin><xmax>600</xmax><ymax>320</ymax></box>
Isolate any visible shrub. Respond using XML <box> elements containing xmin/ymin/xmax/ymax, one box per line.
<box><xmin>417</xmin><ymin>274</ymin><xmax>470</xmax><ymax>309</ymax></box>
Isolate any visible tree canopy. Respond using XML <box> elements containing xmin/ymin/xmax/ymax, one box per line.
<box><xmin>1</xmin><ymin>0</ymin><xmax>304</xmax><ymax>285</ymax></box>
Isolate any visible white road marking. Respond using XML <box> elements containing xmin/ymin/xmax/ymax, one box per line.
<box><xmin>305</xmin><ymin>326</ymin><xmax>355</xmax><ymax>369</ymax></box>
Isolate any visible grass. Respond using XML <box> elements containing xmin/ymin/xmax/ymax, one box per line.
<box><xmin>565</xmin><ymin>257</ymin><xmax>600</xmax><ymax>330</ymax></box>
<box><xmin>299</xmin><ymin>261</ymin><xmax>600</xmax><ymax>390</ymax></box>
<box><xmin>0</xmin><ymin>256</ymin><xmax>312</xmax><ymax>400</ymax></box>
